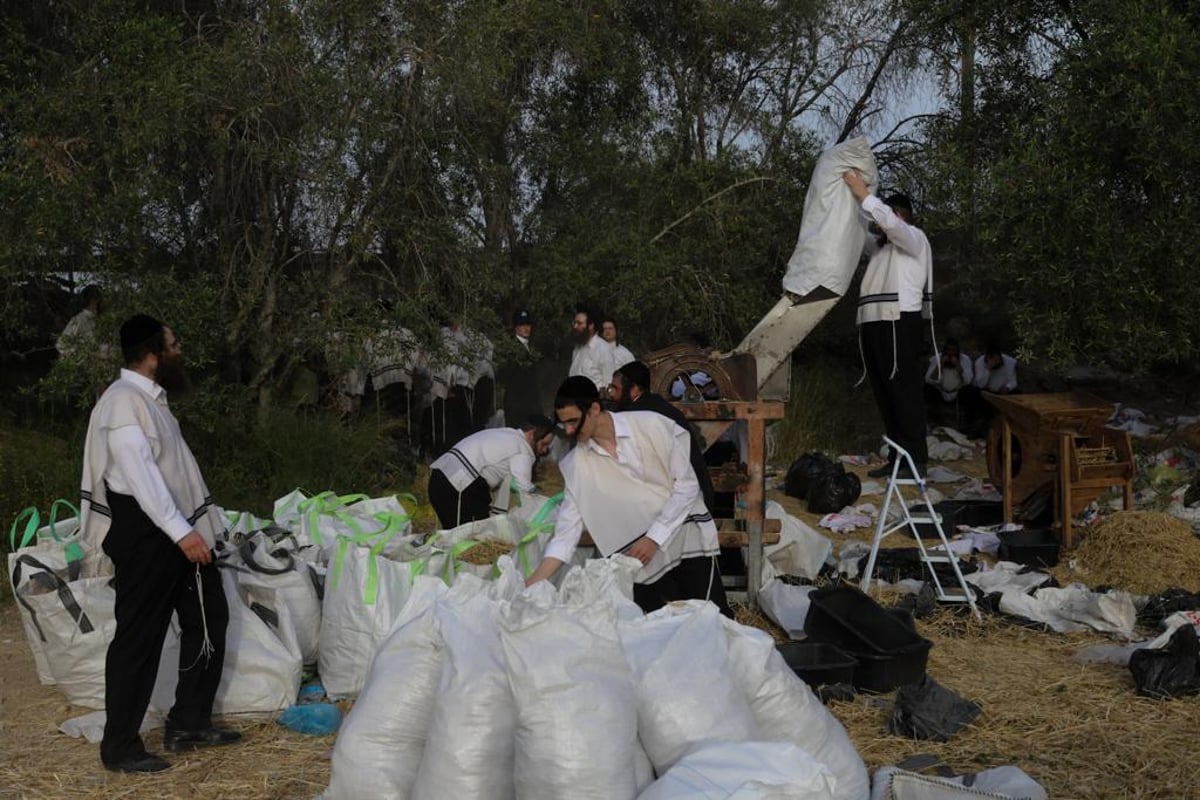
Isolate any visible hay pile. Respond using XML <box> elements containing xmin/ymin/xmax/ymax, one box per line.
<box><xmin>456</xmin><ymin>538</ymin><xmax>514</xmax><ymax>566</ymax></box>
<box><xmin>1065</xmin><ymin>511</ymin><xmax>1200</xmax><ymax>594</ymax></box>
<box><xmin>732</xmin><ymin>602</ymin><xmax>789</xmax><ymax>643</ymax></box>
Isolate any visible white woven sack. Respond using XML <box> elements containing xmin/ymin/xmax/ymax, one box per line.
<box><xmin>618</xmin><ymin>602</ymin><xmax>759</xmax><ymax>774</ymax></box>
<box><xmin>318</xmin><ymin>544</ymin><xmax>422</xmax><ymax>699</ymax></box>
<box><xmin>637</xmin><ymin>741</ymin><xmax>837</xmax><ymax>800</ymax></box>
<box><xmin>722</xmin><ymin>617</ymin><xmax>870</xmax><ymax>800</ymax></box>
<box><xmin>500</xmin><ymin>580</ymin><xmax>639</xmax><ymax>800</ymax></box>
<box><xmin>234</xmin><ymin>535</ymin><xmax>324</xmax><ymax>665</ymax></box>
<box><xmin>412</xmin><ymin>567</ymin><xmax>523</xmax><ymax>800</ymax></box>
<box><xmin>782</xmin><ymin>136</ymin><xmax>879</xmax><ymax>297</ymax></box>
<box><xmin>322</xmin><ymin>577</ymin><xmax>448</xmax><ymax>800</ymax></box>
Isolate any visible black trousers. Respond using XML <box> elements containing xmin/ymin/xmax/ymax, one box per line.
<box><xmin>633</xmin><ymin>555</ymin><xmax>733</xmax><ymax>619</ymax></box>
<box><xmin>100</xmin><ymin>491</ymin><xmax>228</xmax><ymax>765</ymax></box>
<box><xmin>428</xmin><ymin>469</ymin><xmax>491</xmax><ymax>529</ymax></box>
<box><xmin>421</xmin><ymin>390</ymin><xmax>473</xmax><ymax>459</ymax></box>
<box><xmin>862</xmin><ymin>313</ymin><xmax>928</xmax><ymax>464</ymax></box>
<box><xmin>472</xmin><ymin>377</ymin><xmax>495</xmax><ymax>432</ymax></box>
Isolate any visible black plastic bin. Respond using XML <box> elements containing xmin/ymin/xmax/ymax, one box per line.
<box><xmin>848</xmin><ymin>639</ymin><xmax>933</xmax><ymax>693</ymax></box>
<box><xmin>777</xmin><ymin>642</ymin><xmax>858</xmax><ymax>687</ymax></box>
<box><xmin>910</xmin><ymin>499</ymin><xmax>1004</xmax><ymax>539</ymax></box>
<box><xmin>804</xmin><ymin>585</ymin><xmax>928</xmax><ymax>654</ymax></box>
<box><xmin>998</xmin><ymin>528</ymin><xmax>1061</xmax><ymax>568</ymax></box>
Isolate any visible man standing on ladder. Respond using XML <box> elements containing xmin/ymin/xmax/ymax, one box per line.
<box><xmin>843</xmin><ymin>171</ymin><xmax>934</xmax><ymax>480</ymax></box>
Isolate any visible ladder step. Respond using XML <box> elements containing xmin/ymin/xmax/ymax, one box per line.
<box><xmin>922</xmin><ymin>555</ymin><xmax>957</xmax><ymax>564</ymax></box>
<box><xmin>937</xmin><ymin>594</ymin><xmax>972</xmax><ymax>603</ymax></box>
<box><xmin>906</xmin><ymin>515</ymin><xmax>942</xmax><ymax>525</ymax></box>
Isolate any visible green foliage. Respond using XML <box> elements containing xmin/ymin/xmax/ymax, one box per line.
<box><xmin>0</xmin><ymin>423</ymin><xmax>83</xmax><ymax>557</ymax></box>
<box><xmin>773</xmin><ymin>353</ymin><xmax>883</xmax><ymax>461</ymax></box>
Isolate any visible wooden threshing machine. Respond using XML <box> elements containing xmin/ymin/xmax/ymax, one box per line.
<box><xmin>985</xmin><ymin>391</ymin><xmax>1135</xmax><ymax>547</ymax></box>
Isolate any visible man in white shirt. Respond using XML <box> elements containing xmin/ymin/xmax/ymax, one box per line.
<box><xmin>56</xmin><ymin>285</ymin><xmax>105</xmax><ymax>359</ymax></box>
<box><xmin>844</xmin><ymin>172</ymin><xmax>933</xmax><ymax>478</ymax></box>
<box><xmin>924</xmin><ymin>337</ymin><xmax>974</xmax><ymax>403</ymax></box>
<box><xmin>79</xmin><ymin>315</ymin><xmax>238</xmax><ymax>773</ymax></box>
<box><xmin>568</xmin><ymin>306</ymin><xmax>615</xmax><ymax>392</ymax></box>
<box><xmin>427</xmin><ymin>415</ymin><xmax>556</xmax><ymax>528</ymax></box>
<box><xmin>600</xmin><ymin>316</ymin><xmax>635</xmax><ymax>369</ymax></box>
<box><xmin>973</xmin><ymin>346</ymin><xmax>1019</xmax><ymax>393</ymax></box>
<box><xmin>526</xmin><ymin>376</ymin><xmax>730</xmax><ymax>616</ymax></box>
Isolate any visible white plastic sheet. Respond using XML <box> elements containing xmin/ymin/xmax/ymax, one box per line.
<box><xmin>998</xmin><ymin>583</ymin><xmax>1137</xmax><ymax>637</ymax></box>
<box><xmin>758</xmin><ymin>579</ymin><xmax>815</xmax><ymax>639</ymax></box>
<box><xmin>871</xmin><ymin>765</ymin><xmax>1047</xmax><ymax>800</ymax></box>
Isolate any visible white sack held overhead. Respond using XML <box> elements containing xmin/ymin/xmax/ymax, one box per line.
<box><xmin>637</xmin><ymin>741</ymin><xmax>837</xmax><ymax>800</ymax></box>
<box><xmin>500</xmin><ymin>579</ymin><xmax>639</xmax><ymax>800</ymax></box>
<box><xmin>618</xmin><ymin>602</ymin><xmax>759</xmax><ymax>775</ymax></box>
<box><xmin>322</xmin><ymin>577</ymin><xmax>448</xmax><ymax>800</ymax></box>
<box><xmin>318</xmin><ymin>540</ymin><xmax>423</xmax><ymax>698</ymax></box>
<box><xmin>412</xmin><ymin>566</ymin><xmax>524</xmax><ymax>800</ymax></box>
<box><xmin>723</xmin><ymin>617</ymin><xmax>870</xmax><ymax>800</ymax></box>
<box><xmin>782</xmin><ymin>136</ymin><xmax>879</xmax><ymax>297</ymax></box>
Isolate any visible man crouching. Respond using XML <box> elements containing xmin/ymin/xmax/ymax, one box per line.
<box><xmin>525</xmin><ymin>376</ymin><xmax>731</xmax><ymax>616</ymax></box>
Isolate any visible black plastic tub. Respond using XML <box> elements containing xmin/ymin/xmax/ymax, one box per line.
<box><xmin>804</xmin><ymin>585</ymin><xmax>928</xmax><ymax>655</ymax></box>
<box><xmin>848</xmin><ymin>639</ymin><xmax>933</xmax><ymax>693</ymax></box>
<box><xmin>998</xmin><ymin>528</ymin><xmax>1061</xmax><ymax>568</ymax></box>
<box><xmin>777</xmin><ymin>642</ymin><xmax>858</xmax><ymax>687</ymax></box>
<box><xmin>910</xmin><ymin>499</ymin><xmax>1005</xmax><ymax>538</ymax></box>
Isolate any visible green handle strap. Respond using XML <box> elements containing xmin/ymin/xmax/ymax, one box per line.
<box><xmin>47</xmin><ymin>499</ymin><xmax>85</xmax><ymax>564</ymax></box>
<box><xmin>298</xmin><ymin>492</ymin><xmax>339</xmax><ymax>546</ymax></box>
<box><xmin>10</xmin><ymin>508</ymin><xmax>40</xmax><ymax>552</ymax></box>
<box><xmin>513</xmin><ymin>492</ymin><xmax>564</xmax><ymax>576</ymax></box>
<box><xmin>359</xmin><ymin>515</ymin><xmax>412</xmax><ymax>605</ymax></box>
<box><xmin>441</xmin><ymin>538</ymin><xmax>482</xmax><ymax>584</ymax></box>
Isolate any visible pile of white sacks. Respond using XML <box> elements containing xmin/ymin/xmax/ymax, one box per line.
<box><xmin>9</xmin><ymin>490</ymin><xmax>563</xmax><ymax>722</ymax></box>
<box><xmin>322</xmin><ymin>555</ymin><xmax>870</xmax><ymax>800</ymax></box>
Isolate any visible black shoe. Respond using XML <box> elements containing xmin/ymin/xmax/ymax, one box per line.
<box><xmin>867</xmin><ymin>463</ymin><xmax>895</xmax><ymax>478</ymax></box>
<box><xmin>163</xmin><ymin>726</ymin><xmax>242</xmax><ymax>753</ymax></box>
<box><xmin>896</xmin><ymin>462</ymin><xmax>928</xmax><ymax>480</ymax></box>
<box><xmin>104</xmin><ymin>753</ymin><xmax>170</xmax><ymax>773</ymax></box>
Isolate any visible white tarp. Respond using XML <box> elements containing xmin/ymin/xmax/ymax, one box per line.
<box><xmin>638</xmin><ymin>741</ymin><xmax>837</xmax><ymax>800</ymax></box>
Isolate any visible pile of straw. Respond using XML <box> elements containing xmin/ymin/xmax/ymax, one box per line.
<box><xmin>456</xmin><ymin>538</ymin><xmax>514</xmax><ymax>566</ymax></box>
<box><xmin>831</xmin><ymin>607</ymin><xmax>1200</xmax><ymax>799</ymax></box>
<box><xmin>1064</xmin><ymin>511</ymin><xmax>1200</xmax><ymax>594</ymax></box>
<box><xmin>732</xmin><ymin>602</ymin><xmax>790</xmax><ymax>643</ymax></box>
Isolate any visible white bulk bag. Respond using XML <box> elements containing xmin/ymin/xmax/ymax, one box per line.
<box><xmin>782</xmin><ymin>136</ymin><xmax>879</xmax><ymax>297</ymax></box>
<box><xmin>412</xmin><ymin>567</ymin><xmax>523</xmax><ymax>799</ymax></box>
<box><xmin>637</xmin><ymin>741</ymin><xmax>837</xmax><ymax>800</ymax></box>
<box><xmin>618</xmin><ymin>602</ymin><xmax>759</xmax><ymax>774</ymax></box>
<box><xmin>318</xmin><ymin>541</ymin><xmax>425</xmax><ymax>699</ymax></box>
<box><xmin>235</xmin><ymin>536</ymin><xmax>324</xmax><ymax>665</ymax></box>
<box><xmin>322</xmin><ymin>577</ymin><xmax>448</xmax><ymax>800</ymax></box>
<box><xmin>500</xmin><ymin>580</ymin><xmax>639</xmax><ymax>800</ymax></box>
<box><xmin>297</xmin><ymin>492</ymin><xmax>414</xmax><ymax>561</ymax></box>
<box><xmin>722</xmin><ymin>618</ymin><xmax>870</xmax><ymax>800</ymax></box>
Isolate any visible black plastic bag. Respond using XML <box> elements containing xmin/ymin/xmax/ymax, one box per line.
<box><xmin>806</xmin><ymin>468</ymin><xmax>862</xmax><ymax>513</ymax></box>
<box><xmin>1138</xmin><ymin>587</ymin><xmax>1200</xmax><ymax>626</ymax></box>
<box><xmin>1130</xmin><ymin>624</ymin><xmax>1200</xmax><ymax>699</ymax></box>
<box><xmin>785</xmin><ymin>452</ymin><xmax>838</xmax><ymax>499</ymax></box>
<box><xmin>887</xmin><ymin>675</ymin><xmax>981</xmax><ymax>741</ymax></box>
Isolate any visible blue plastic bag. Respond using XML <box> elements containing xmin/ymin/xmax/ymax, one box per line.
<box><xmin>277</xmin><ymin>702</ymin><xmax>342</xmax><ymax>735</ymax></box>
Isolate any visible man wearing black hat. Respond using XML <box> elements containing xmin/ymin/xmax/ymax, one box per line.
<box><xmin>427</xmin><ymin>414</ymin><xmax>557</xmax><ymax>528</ymax></box>
<box><xmin>497</xmin><ymin>308</ymin><xmax>543</xmax><ymax>427</ymax></box>
<box><xmin>78</xmin><ymin>315</ymin><xmax>238</xmax><ymax>773</ymax></box>
<box><xmin>843</xmin><ymin>171</ymin><xmax>934</xmax><ymax>479</ymax></box>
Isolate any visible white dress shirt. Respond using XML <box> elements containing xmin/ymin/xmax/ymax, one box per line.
<box><xmin>610</xmin><ymin>342</ymin><xmax>635</xmax><ymax>369</ymax></box>
<box><xmin>544</xmin><ymin>413</ymin><xmax>699</xmax><ymax>564</ymax></box>
<box><xmin>973</xmin><ymin>354</ymin><xmax>1019</xmax><ymax>392</ymax></box>
<box><xmin>925</xmin><ymin>354</ymin><xmax>974</xmax><ymax>402</ymax></box>
<box><xmin>569</xmin><ymin>333</ymin><xmax>616</xmax><ymax>390</ymax></box>
<box><xmin>104</xmin><ymin>369</ymin><xmax>194</xmax><ymax>542</ymax></box>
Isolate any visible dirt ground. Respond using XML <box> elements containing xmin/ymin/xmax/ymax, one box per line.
<box><xmin>3</xmin><ymin>446</ymin><xmax>1200</xmax><ymax>799</ymax></box>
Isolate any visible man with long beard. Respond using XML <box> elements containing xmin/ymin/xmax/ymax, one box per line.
<box><xmin>79</xmin><ymin>315</ymin><xmax>238</xmax><ymax>773</ymax></box>
<box><xmin>567</xmin><ymin>306</ymin><xmax>614</xmax><ymax>393</ymax></box>
<box><xmin>525</xmin><ymin>376</ymin><xmax>731</xmax><ymax>616</ymax></box>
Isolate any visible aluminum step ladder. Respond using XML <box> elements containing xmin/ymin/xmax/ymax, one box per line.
<box><xmin>860</xmin><ymin>436</ymin><xmax>981</xmax><ymax>620</ymax></box>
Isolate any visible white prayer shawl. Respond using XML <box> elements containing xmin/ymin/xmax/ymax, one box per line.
<box><xmin>559</xmin><ymin>411</ymin><xmax>718</xmax><ymax>584</ymax></box>
<box><xmin>79</xmin><ymin>376</ymin><xmax>224</xmax><ymax>552</ymax></box>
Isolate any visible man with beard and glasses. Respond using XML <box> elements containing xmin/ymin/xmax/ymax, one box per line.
<box><xmin>78</xmin><ymin>315</ymin><xmax>238</xmax><ymax>774</ymax></box>
<box><xmin>525</xmin><ymin>376</ymin><xmax>732</xmax><ymax>616</ymax></box>
<box><xmin>567</xmin><ymin>306</ymin><xmax>615</xmax><ymax>394</ymax></box>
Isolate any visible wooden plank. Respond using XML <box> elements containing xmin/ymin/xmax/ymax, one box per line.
<box><xmin>674</xmin><ymin>401</ymin><xmax>787</xmax><ymax>421</ymax></box>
